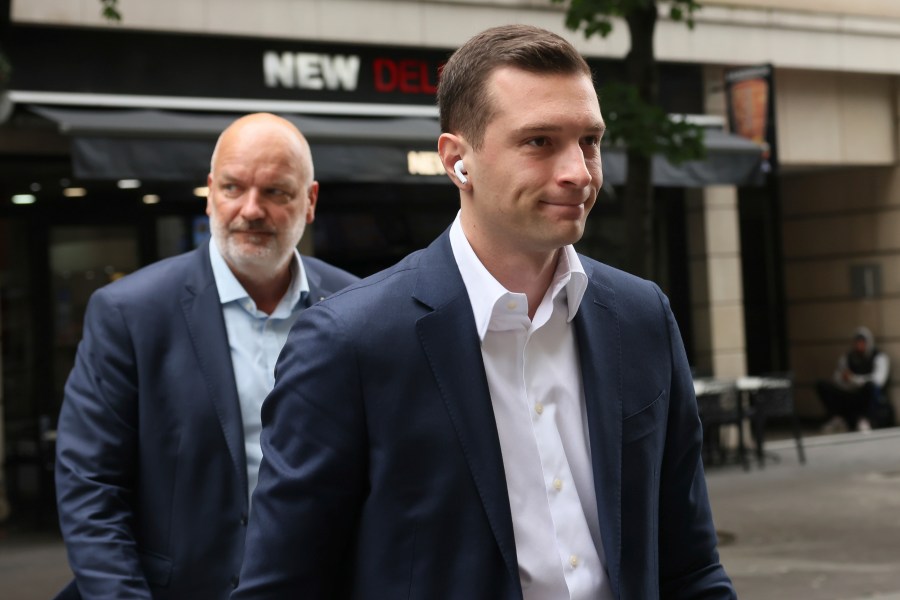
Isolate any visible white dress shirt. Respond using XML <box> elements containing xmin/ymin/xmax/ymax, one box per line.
<box><xmin>209</xmin><ymin>242</ymin><xmax>309</xmax><ymax>502</ymax></box>
<box><xmin>449</xmin><ymin>215</ymin><xmax>613</xmax><ymax>600</ymax></box>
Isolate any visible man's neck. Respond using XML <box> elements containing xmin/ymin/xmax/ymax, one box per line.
<box><xmin>233</xmin><ymin>264</ymin><xmax>293</xmax><ymax>315</ymax></box>
<box><xmin>475</xmin><ymin>245</ymin><xmax>560</xmax><ymax>321</ymax></box>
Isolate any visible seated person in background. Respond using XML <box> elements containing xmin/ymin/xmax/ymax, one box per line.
<box><xmin>817</xmin><ymin>326</ymin><xmax>891</xmax><ymax>433</ymax></box>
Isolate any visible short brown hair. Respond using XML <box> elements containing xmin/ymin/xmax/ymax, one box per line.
<box><xmin>437</xmin><ymin>24</ymin><xmax>593</xmax><ymax>149</ymax></box>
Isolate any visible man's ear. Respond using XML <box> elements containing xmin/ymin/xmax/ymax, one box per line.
<box><xmin>306</xmin><ymin>181</ymin><xmax>319</xmax><ymax>224</ymax></box>
<box><xmin>438</xmin><ymin>133</ymin><xmax>470</xmax><ymax>189</ymax></box>
<box><xmin>205</xmin><ymin>173</ymin><xmax>213</xmax><ymax>216</ymax></box>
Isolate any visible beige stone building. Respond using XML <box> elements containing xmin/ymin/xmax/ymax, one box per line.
<box><xmin>698</xmin><ymin>0</ymin><xmax>900</xmax><ymax>417</ymax></box>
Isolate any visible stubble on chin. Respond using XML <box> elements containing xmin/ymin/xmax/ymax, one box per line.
<box><xmin>220</xmin><ymin>234</ymin><xmax>285</xmax><ymax>279</ymax></box>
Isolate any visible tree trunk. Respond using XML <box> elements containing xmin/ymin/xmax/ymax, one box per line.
<box><xmin>622</xmin><ymin>2</ymin><xmax>659</xmax><ymax>280</ymax></box>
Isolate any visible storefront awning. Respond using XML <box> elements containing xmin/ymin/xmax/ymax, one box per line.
<box><xmin>601</xmin><ymin>129</ymin><xmax>766</xmax><ymax>187</ymax></box>
<box><xmin>30</xmin><ymin>106</ymin><xmax>764</xmax><ymax>187</ymax></box>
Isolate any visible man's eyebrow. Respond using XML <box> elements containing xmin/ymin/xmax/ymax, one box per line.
<box><xmin>259</xmin><ymin>175</ymin><xmax>302</xmax><ymax>190</ymax></box>
<box><xmin>215</xmin><ymin>169</ymin><xmax>241</xmax><ymax>181</ymax></box>
<box><xmin>513</xmin><ymin>123</ymin><xmax>562</xmax><ymax>136</ymax></box>
<box><xmin>512</xmin><ymin>121</ymin><xmax>606</xmax><ymax>136</ymax></box>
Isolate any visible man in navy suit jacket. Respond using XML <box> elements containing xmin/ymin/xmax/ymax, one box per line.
<box><xmin>235</xmin><ymin>26</ymin><xmax>735</xmax><ymax>599</ymax></box>
<box><xmin>54</xmin><ymin>114</ymin><xmax>358</xmax><ymax>599</ymax></box>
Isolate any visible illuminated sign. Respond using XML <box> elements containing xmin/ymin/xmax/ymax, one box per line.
<box><xmin>407</xmin><ymin>151</ymin><xmax>444</xmax><ymax>176</ymax></box>
<box><xmin>264</xmin><ymin>52</ymin><xmax>361</xmax><ymax>91</ymax></box>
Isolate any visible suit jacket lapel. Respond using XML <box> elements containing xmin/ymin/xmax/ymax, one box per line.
<box><xmin>574</xmin><ymin>262</ymin><xmax>623</xmax><ymax>598</ymax></box>
<box><xmin>413</xmin><ymin>233</ymin><xmax>521</xmax><ymax>592</ymax></box>
<box><xmin>180</xmin><ymin>245</ymin><xmax>249</xmax><ymax>500</ymax></box>
<box><xmin>304</xmin><ymin>259</ymin><xmax>327</xmax><ymax>305</ymax></box>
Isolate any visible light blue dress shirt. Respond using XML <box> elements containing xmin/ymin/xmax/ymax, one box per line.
<box><xmin>208</xmin><ymin>242</ymin><xmax>309</xmax><ymax>502</ymax></box>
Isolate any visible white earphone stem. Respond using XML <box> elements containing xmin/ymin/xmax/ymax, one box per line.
<box><xmin>453</xmin><ymin>160</ymin><xmax>468</xmax><ymax>184</ymax></box>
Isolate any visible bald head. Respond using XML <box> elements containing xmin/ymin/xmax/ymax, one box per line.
<box><xmin>211</xmin><ymin>113</ymin><xmax>315</xmax><ymax>184</ymax></box>
<box><xmin>205</xmin><ymin>112</ymin><xmax>320</xmax><ymax>292</ymax></box>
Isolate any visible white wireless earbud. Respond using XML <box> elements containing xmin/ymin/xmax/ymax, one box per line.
<box><xmin>453</xmin><ymin>159</ymin><xmax>468</xmax><ymax>184</ymax></box>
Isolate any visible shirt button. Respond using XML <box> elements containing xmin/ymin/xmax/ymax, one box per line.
<box><xmin>535</xmin><ymin>402</ymin><xmax>544</xmax><ymax>415</ymax></box>
<box><xmin>553</xmin><ymin>478</ymin><xmax>563</xmax><ymax>491</ymax></box>
<box><xmin>569</xmin><ymin>554</ymin><xmax>579</xmax><ymax>568</ymax></box>
<box><xmin>506</xmin><ymin>300</ymin><xmax>518</xmax><ymax>310</ymax></box>
<box><xmin>231</xmin><ymin>575</ymin><xmax>239</xmax><ymax>588</ymax></box>
<box><xmin>240</xmin><ymin>513</ymin><xmax>248</xmax><ymax>526</ymax></box>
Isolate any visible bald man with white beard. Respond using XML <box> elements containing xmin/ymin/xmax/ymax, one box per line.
<box><xmin>54</xmin><ymin>114</ymin><xmax>358</xmax><ymax>600</ymax></box>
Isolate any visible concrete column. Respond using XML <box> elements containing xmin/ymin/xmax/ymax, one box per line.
<box><xmin>687</xmin><ymin>186</ymin><xmax>748</xmax><ymax>379</ymax></box>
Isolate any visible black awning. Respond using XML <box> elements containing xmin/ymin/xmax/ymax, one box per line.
<box><xmin>31</xmin><ymin>106</ymin><xmax>764</xmax><ymax>186</ymax></box>
<box><xmin>600</xmin><ymin>128</ymin><xmax>765</xmax><ymax>187</ymax></box>
<box><xmin>31</xmin><ymin>106</ymin><xmax>446</xmax><ymax>184</ymax></box>
<box><xmin>29</xmin><ymin>105</ymin><xmax>442</xmax><ymax>144</ymax></box>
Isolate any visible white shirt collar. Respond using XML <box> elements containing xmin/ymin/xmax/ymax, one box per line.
<box><xmin>448</xmin><ymin>212</ymin><xmax>587</xmax><ymax>341</ymax></box>
<box><xmin>208</xmin><ymin>240</ymin><xmax>309</xmax><ymax>315</ymax></box>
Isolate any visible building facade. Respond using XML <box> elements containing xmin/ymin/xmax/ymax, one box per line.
<box><xmin>1</xmin><ymin>0</ymin><xmax>898</xmax><ymax>517</ymax></box>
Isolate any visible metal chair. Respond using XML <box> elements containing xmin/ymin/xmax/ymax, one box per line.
<box><xmin>744</xmin><ymin>373</ymin><xmax>806</xmax><ymax>467</ymax></box>
<box><xmin>694</xmin><ymin>378</ymin><xmax>749</xmax><ymax>471</ymax></box>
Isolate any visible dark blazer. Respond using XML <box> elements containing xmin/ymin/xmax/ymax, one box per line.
<box><xmin>54</xmin><ymin>242</ymin><xmax>358</xmax><ymax>600</ymax></box>
<box><xmin>234</xmin><ymin>230</ymin><xmax>735</xmax><ymax>599</ymax></box>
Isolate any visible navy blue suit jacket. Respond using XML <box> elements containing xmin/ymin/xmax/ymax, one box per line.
<box><xmin>54</xmin><ymin>242</ymin><xmax>358</xmax><ymax>600</ymax></box>
<box><xmin>235</xmin><ymin>231</ymin><xmax>735</xmax><ymax>599</ymax></box>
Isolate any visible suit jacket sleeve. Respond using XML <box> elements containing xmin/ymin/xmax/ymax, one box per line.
<box><xmin>55</xmin><ymin>288</ymin><xmax>153</xmax><ymax>599</ymax></box>
<box><xmin>233</xmin><ymin>302</ymin><xmax>367</xmax><ymax>598</ymax></box>
<box><xmin>655</xmin><ymin>286</ymin><xmax>736</xmax><ymax>599</ymax></box>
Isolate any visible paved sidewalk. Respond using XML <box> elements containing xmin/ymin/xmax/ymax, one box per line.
<box><xmin>708</xmin><ymin>428</ymin><xmax>900</xmax><ymax>599</ymax></box>
<box><xmin>0</xmin><ymin>526</ymin><xmax>70</xmax><ymax>600</ymax></box>
<box><xmin>2</xmin><ymin>428</ymin><xmax>900</xmax><ymax>599</ymax></box>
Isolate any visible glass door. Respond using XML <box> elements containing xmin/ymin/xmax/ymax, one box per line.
<box><xmin>49</xmin><ymin>225</ymin><xmax>140</xmax><ymax>407</ymax></box>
